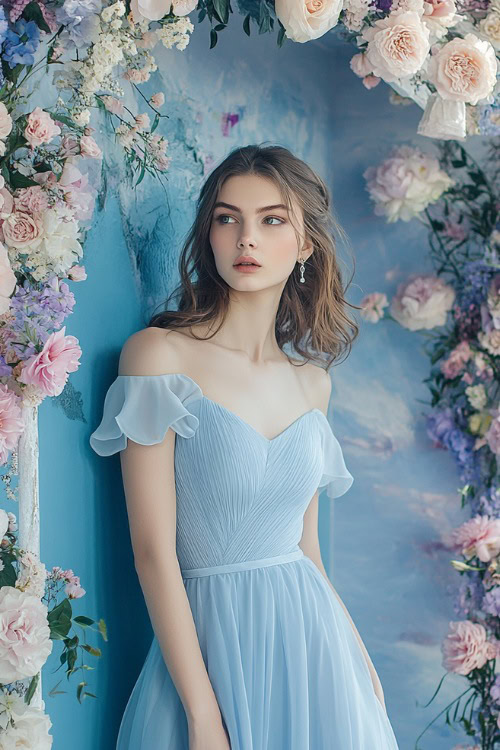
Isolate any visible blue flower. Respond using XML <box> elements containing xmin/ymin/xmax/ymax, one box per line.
<box><xmin>2</xmin><ymin>19</ymin><xmax>40</xmax><ymax>69</ymax></box>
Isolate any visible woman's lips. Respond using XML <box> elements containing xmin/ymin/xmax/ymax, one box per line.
<box><xmin>233</xmin><ymin>264</ymin><xmax>261</xmax><ymax>273</ymax></box>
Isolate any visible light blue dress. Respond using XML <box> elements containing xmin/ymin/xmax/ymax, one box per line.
<box><xmin>89</xmin><ymin>373</ymin><xmax>399</xmax><ymax>749</ymax></box>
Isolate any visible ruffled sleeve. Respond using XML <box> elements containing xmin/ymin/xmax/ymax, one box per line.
<box><xmin>89</xmin><ymin>374</ymin><xmax>202</xmax><ymax>457</ymax></box>
<box><xmin>317</xmin><ymin>419</ymin><xmax>354</xmax><ymax>499</ymax></box>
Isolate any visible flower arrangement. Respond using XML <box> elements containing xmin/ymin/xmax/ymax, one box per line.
<box><xmin>0</xmin><ymin>508</ymin><xmax>106</xmax><ymax>746</ymax></box>
<box><xmin>195</xmin><ymin>0</ymin><xmax>499</xmax><ymax>139</ymax></box>
<box><xmin>360</xmin><ymin>140</ymin><xmax>499</xmax><ymax>748</ymax></box>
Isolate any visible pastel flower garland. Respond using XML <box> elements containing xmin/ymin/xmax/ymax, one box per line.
<box><xmin>360</xmin><ymin>140</ymin><xmax>499</xmax><ymax>748</ymax></box>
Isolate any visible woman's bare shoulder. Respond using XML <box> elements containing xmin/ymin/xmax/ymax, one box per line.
<box><xmin>118</xmin><ymin>326</ymin><xmax>184</xmax><ymax>376</ymax></box>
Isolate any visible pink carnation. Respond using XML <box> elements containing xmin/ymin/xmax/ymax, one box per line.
<box><xmin>440</xmin><ymin>340</ymin><xmax>472</xmax><ymax>378</ymax></box>
<box><xmin>0</xmin><ymin>383</ymin><xmax>25</xmax><ymax>465</ymax></box>
<box><xmin>442</xmin><ymin>620</ymin><xmax>497</xmax><ymax>675</ymax></box>
<box><xmin>448</xmin><ymin>515</ymin><xmax>500</xmax><ymax>562</ymax></box>
<box><xmin>24</xmin><ymin>107</ymin><xmax>61</xmax><ymax>149</ymax></box>
<box><xmin>18</xmin><ymin>326</ymin><xmax>82</xmax><ymax>397</ymax></box>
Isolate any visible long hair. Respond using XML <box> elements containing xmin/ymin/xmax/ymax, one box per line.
<box><xmin>149</xmin><ymin>142</ymin><xmax>360</xmax><ymax>370</ymax></box>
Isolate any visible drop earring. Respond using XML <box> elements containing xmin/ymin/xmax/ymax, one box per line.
<box><xmin>298</xmin><ymin>256</ymin><xmax>306</xmax><ymax>284</ymax></box>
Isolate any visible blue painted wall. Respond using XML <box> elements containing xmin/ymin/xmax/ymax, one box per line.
<box><xmin>30</xmin><ymin>13</ymin><xmax>492</xmax><ymax>750</ymax></box>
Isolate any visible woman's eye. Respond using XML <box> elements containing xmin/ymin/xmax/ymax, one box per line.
<box><xmin>264</xmin><ymin>216</ymin><xmax>284</xmax><ymax>225</ymax></box>
<box><xmin>216</xmin><ymin>214</ymin><xmax>235</xmax><ymax>224</ymax></box>
<box><xmin>214</xmin><ymin>214</ymin><xmax>284</xmax><ymax>226</ymax></box>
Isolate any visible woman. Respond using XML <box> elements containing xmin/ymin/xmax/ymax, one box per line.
<box><xmin>90</xmin><ymin>143</ymin><xmax>400</xmax><ymax>749</ymax></box>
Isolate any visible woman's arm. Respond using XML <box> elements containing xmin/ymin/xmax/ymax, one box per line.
<box><xmin>117</xmin><ymin>330</ymin><xmax>223</xmax><ymax>729</ymax></box>
<box><xmin>299</xmin><ymin>365</ymin><xmax>386</xmax><ymax>711</ymax></box>
<box><xmin>299</xmin><ymin>492</ymin><xmax>386</xmax><ymax>712</ymax></box>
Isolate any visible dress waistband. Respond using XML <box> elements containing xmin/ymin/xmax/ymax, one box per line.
<box><xmin>181</xmin><ymin>548</ymin><xmax>305</xmax><ymax>579</ymax></box>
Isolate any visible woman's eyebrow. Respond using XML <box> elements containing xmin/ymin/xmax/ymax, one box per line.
<box><xmin>214</xmin><ymin>202</ymin><xmax>288</xmax><ymax>213</ymax></box>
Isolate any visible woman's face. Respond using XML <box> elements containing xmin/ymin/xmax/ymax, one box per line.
<box><xmin>209</xmin><ymin>173</ymin><xmax>310</xmax><ymax>293</ymax></box>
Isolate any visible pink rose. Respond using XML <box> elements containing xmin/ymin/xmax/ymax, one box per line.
<box><xmin>448</xmin><ymin>515</ymin><xmax>500</xmax><ymax>562</ymax></box>
<box><xmin>2</xmin><ymin>210</ymin><xmax>43</xmax><ymax>249</ymax></box>
<box><xmin>275</xmin><ymin>0</ymin><xmax>342</xmax><ymax>43</ymax></box>
<box><xmin>0</xmin><ymin>101</ymin><xmax>13</xmax><ymax>140</ymax></box>
<box><xmin>150</xmin><ymin>92</ymin><xmax>165</xmax><ymax>107</ymax></box>
<box><xmin>360</xmin><ymin>292</ymin><xmax>388</xmax><ymax>322</ymax></box>
<box><xmin>442</xmin><ymin>620</ymin><xmax>497</xmax><ymax>675</ymax></box>
<box><xmin>24</xmin><ymin>107</ymin><xmax>61</xmax><ymax>148</ymax></box>
<box><xmin>130</xmin><ymin>0</ymin><xmax>170</xmax><ymax>22</ymax></box>
<box><xmin>18</xmin><ymin>326</ymin><xmax>82</xmax><ymax>397</ymax></box>
<box><xmin>424</xmin><ymin>0</ymin><xmax>456</xmax><ymax>20</ymax></box>
<box><xmin>65</xmin><ymin>576</ymin><xmax>86</xmax><ymax>599</ymax></box>
<box><xmin>440</xmin><ymin>340</ymin><xmax>472</xmax><ymax>379</ymax></box>
<box><xmin>0</xmin><ymin>241</ymin><xmax>17</xmax><ymax>315</ymax></box>
<box><xmin>390</xmin><ymin>274</ymin><xmax>455</xmax><ymax>330</ymax></box>
<box><xmin>80</xmin><ymin>134</ymin><xmax>102</xmax><ymax>159</ymax></box>
<box><xmin>14</xmin><ymin>185</ymin><xmax>49</xmax><ymax>214</ymax></box>
<box><xmin>361</xmin><ymin>9</ymin><xmax>430</xmax><ymax>83</ymax></box>
<box><xmin>427</xmin><ymin>33</ymin><xmax>498</xmax><ymax>104</ymax></box>
<box><xmin>68</xmin><ymin>264</ymin><xmax>87</xmax><ymax>281</ymax></box>
<box><xmin>0</xmin><ymin>586</ymin><xmax>53</xmax><ymax>683</ymax></box>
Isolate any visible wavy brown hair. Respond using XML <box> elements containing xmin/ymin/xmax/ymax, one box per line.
<box><xmin>148</xmin><ymin>142</ymin><xmax>360</xmax><ymax>371</ymax></box>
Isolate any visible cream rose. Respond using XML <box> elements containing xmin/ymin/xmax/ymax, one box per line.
<box><xmin>427</xmin><ymin>33</ymin><xmax>498</xmax><ymax>104</ymax></box>
<box><xmin>479</xmin><ymin>11</ymin><xmax>500</xmax><ymax>51</ymax></box>
<box><xmin>361</xmin><ymin>9</ymin><xmax>430</xmax><ymax>82</ymax></box>
<box><xmin>275</xmin><ymin>0</ymin><xmax>342</xmax><ymax>43</ymax></box>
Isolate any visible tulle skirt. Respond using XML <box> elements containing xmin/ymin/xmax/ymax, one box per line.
<box><xmin>116</xmin><ymin>550</ymin><xmax>399</xmax><ymax>749</ymax></box>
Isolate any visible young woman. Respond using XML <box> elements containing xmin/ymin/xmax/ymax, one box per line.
<box><xmin>90</xmin><ymin>143</ymin><xmax>400</xmax><ymax>749</ymax></box>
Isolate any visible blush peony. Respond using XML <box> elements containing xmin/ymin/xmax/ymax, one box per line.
<box><xmin>18</xmin><ymin>326</ymin><xmax>82</xmax><ymax>398</ymax></box>
<box><xmin>0</xmin><ymin>586</ymin><xmax>53</xmax><ymax>683</ymax></box>
<box><xmin>390</xmin><ymin>274</ymin><xmax>455</xmax><ymax>330</ymax></box>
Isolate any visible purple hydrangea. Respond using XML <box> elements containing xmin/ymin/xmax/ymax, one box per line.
<box><xmin>55</xmin><ymin>0</ymin><xmax>102</xmax><ymax>49</ymax></box>
<box><xmin>482</xmin><ymin>588</ymin><xmax>500</xmax><ymax>618</ymax></box>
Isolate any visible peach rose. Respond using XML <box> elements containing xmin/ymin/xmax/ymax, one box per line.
<box><xmin>275</xmin><ymin>0</ymin><xmax>342</xmax><ymax>43</ymax></box>
<box><xmin>363</xmin><ymin>75</ymin><xmax>381</xmax><ymax>89</ymax></box>
<box><xmin>427</xmin><ymin>33</ymin><xmax>498</xmax><ymax>104</ymax></box>
<box><xmin>24</xmin><ymin>107</ymin><xmax>61</xmax><ymax>148</ymax></box>
<box><xmin>18</xmin><ymin>326</ymin><xmax>82</xmax><ymax>397</ymax></box>
<box><xmin>361</xmin><ymin>9</ymin><xmax>430</xmax><ymax>83</ymax></box>
<box><xmin>0</xmin><ymin>101</ymin><xmax>13</xmax><ymax>141</ymax></box>
<box><xmin>442</xmin><ymin>620</ymin><xmax>497</xmax><ymax>675</ymax></box>
<box><xmin>2</xmin><ymin>210</ymin><xmax>43</xmax><ymax>249</ymax></box>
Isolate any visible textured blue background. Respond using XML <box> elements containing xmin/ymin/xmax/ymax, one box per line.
<box><xmin>32</xmin><ymin>14</ymin><xmax>492</xmax><ymax>750</ymax></box>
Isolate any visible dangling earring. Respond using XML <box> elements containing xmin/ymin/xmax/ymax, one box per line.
<box><xmin>298</xmin><ymin>256</ymin><xmax>306</xmax><ymax>284</ymax></box>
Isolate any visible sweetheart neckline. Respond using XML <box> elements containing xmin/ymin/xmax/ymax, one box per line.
<box><xmin>117</xmin><ymin>372</ymin><xmax>328</xmax><ymax>444</ymax></box>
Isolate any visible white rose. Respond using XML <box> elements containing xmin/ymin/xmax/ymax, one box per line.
<box><xmin>274</xmin><ymin>0</ymin><xmax>342</xmax><ymax>43</ymax></box>
<box><xmin>417</xmin><ymin>93</ymin><xmax>467</xmax><ymax>140</ymax></box>
<box><xmin>0</xmin><ymin>586</ymin><xmax>53</xmax><ymax>683</ymax></box>
<box><xmin>0</xmin><ymin>696</ymin><xmax>53</xmax><ymax>750</ymax></box>
<box><xmin>390</xmin><ymin>274</ymin><xmax>455</xmax><ymax>330</ymax></box>
<box><xmin>361</xmin><ymin>9</ymin><xmax>430</xmax><ymax>83</ymax></box>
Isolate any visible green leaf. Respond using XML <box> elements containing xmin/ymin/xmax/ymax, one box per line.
<box><xmin>212</xmin><ymin>0</ymin><xmax>228</xmax><ymax>24</ymax></box>
<box><xmin>9</xmin><ymin>171</ymin><xmax>39</xmax><ymax>190</ymax></box>
<box><xmin>73</xmin><ymin>615</ymin><xmax>95</xmax><ymax>627</ymax></box>
<box><xmin>210</xmin><ymin>28</ymin><xmax>218</xmax><ymax>48</ymax></box>
<box><xmin>82</xmin><ymin>644</ymin><xmax>102</xmax><ymax>657</ymax></box>
<box><xmin>97</xmin><ymin>618</ymin><xmax>108</xmax><ymax>642</ymax></box>
<box><xmin>243</xmin><ymin>13</ymin><xmax>251</xmax><ymax>35</ymax></box>
<box><xmin>0</xmin><ymin>561</ymin><xmax>17</xmax><ymax>587</ymax></box>
<box><xmin>22</xmin><ymin>1</ymin><xmax>52</xmax><ymax>33</ymax></box>
<box><xmin>25</xmin><ymin>673</ymin><xmax>39</xmax><ymax>705</ymax></box>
